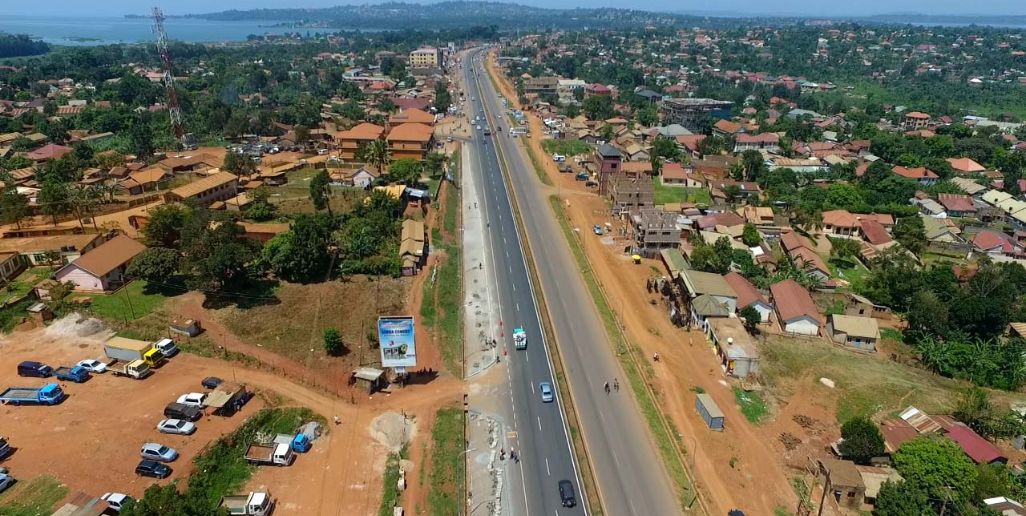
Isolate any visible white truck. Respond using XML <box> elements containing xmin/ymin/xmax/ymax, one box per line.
<box><xmin>107</xmin><ymin>359</ymin><xmax>151</xmax><ymax>379</ymax></box>
<box><xmin>219</xmin><ymin>491</ymin><xmax>273</xmax><ymax>516</ymax></box>
<box><xmin>513</xmin><ymin>327</ymin><xmax>527</xmax><ymax>350</ymax></box>
<box><xmin>244</xmin><ymin>443</ymin><xmax>294</xmax><ymax>466</ymax></box>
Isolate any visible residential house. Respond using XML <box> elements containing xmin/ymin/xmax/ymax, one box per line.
<box><xmin>913</xmin><ymin>198</ymin><xmax>947</xmax><ymax>217</ymax></box>
<box><xmin>733</xmin><ymin>133</ymin><xmax>780</xmax><ymax>153</ymax></box>
<box><xmin>0</xmin><ymin>252</ymin><xmax>28</xmax><ymax>285</ymax></box>
<box><xmin>859</xmin><ymin>218</ymin><xmax>894</xmax><ymax>248</ymax></box>
<box><xmin>623</xmin><ymin>143</ymin><xmax>650</xmax><ymax>162</ymax></box>
<box><xmin>983</xmin><ymin>497</ymin><xmax>1026</xmax><ymax>516</ymax></box>
<box><xmin>937</xmin><ymin>193</ymin><xmax>978</xmax><ymax>217</ymax></box>
<box><xmin>54</xmin><ymin>235</ymin><xmax>146</xmax><ymax>292</ymax></box>
<box><xmin>0</xmin><ymin>233</ymin><xmax>105</xmax><ymax>266</ymax></box>
<box><xmin>972</xmin><ymin>229</ymin><xmax>1019</xmax><ymax>255</ymax></box>
<box><xmin>951</xmin><ymin>177</ymin><xmax>987</xmax><ymax>196</ymax></box>
<box><xmin>769</xmin><ymin>279</ymin><xmax>822</xmax><ymax>336</ymax></box>
<box><xmin>712</xmin><ymin>119</ymin><xmax>744</xmax><ymax>138</ymax></box>
<box><xmin>388</xmin><ymin>108</ymin><xmax>435</xmax><ymax>128</ymax></box>
<box><xmin>237</xmin><ymin>222</ymin><xmax>289</xmax><ymax>243</ymax></box>
<box><xmin>620</xmin><ymin>161</ymin><xmax>653</xmax><ymax>177</ymax></box>
<box><xmin>630</xmin><ymin>208</ymin><xmax>681</xmax><ymax>256</ymax></box>
<box><xmin>399</xmin><ymin>219</ymin><xmax>427</xmax><ymax>276</ymax></box>
<box><xmin>946</xmin><ymin>424</ymin><xmax>1008</xmax><ymax>464</ymax></box>
<box><xmin>822</xmin><ymin>209</ymin><xmax>861</xmax><ymax>237</ymax></box>
<box><xmin>947</xmin><ymin>157</ymin><xmax>986</xmax><ymax>175</ymax></box>
<box><xmin>336</xmin><ymin>122</ymin><xmax>385</xmax><ymax>161</ymax></box>
<box><xmin>723</xmin><ymin>271</ymin><xmax>772</xmax><ymax>322</ymax></box>
<box><xmin>892</xmin><ymin>166</ymin><xmax>939</xmax><ymax>186</ymax></box>
<box><xmin>386</xmin><ymin>123</ymin><xmax>434</xmax><ymax>161</ymax></box>
<box><xmin>707</xmin><ymin>317</ymin><xmax>760</xmax><ymax>378</ymax></box>
<box><xmin>660</xmin><ymin>163</ymin><xmax>699</xmax><ymax>186</ymax></box>
<box><xmin>678</xmin><ymin>268</ymin><xmax>738</xmax><ymax>328</ymax></box>
<box><xmin>583</xmin><ymin>83</ymin><xmax>611</xmax><ymax>97</ymax></box>
<box><xmin>157</xmin><ymin>154</ymin><xmax>220</xmax><ymax>174</ymax></box>
<box><xmin>903</xmin><ymin>111</ymin><xmax>931</xmax><ymax>131</ymax></box>
<box><xmin>610</xmin><ymin>174</ymin><xmax>654</xmax><ymax>213</ymax></box>
<box><xmin>163</xmin><ymin>171</ymin><xmax>239</xmax><ymax>206</ymax></box>
<box><xmin>26</xmin><ymin>143</ymin><xmax>72</xmax><ymax>162</ymax></box>
<box><xmin>819</xmin><ymin>459</ymin><xmax>867</xmax><ymax>510</ymax></box>
<box><xmin>736</xmin><ymin>205</ymin><xmax>776</xmax><ymax>227</ymax></box>
<box><xmin>595</xmin><ymin>143</ymin><xmax>623</xmax><ymax>196</ymax></box>
<box><xmin>119</xmin><ymin>167</ymin><xmax>170</xmax><ymax>196</ymax></box>
<box><xmin>922</xmin><ymin>216</ymin><xmax>963</xmax><ymax>243</ymax></box>
<box><xmin>523</xmin><ymin>76</ymin><xmax>559</xmax><ymax>96</ymax></box>
<box><xmin>828</xmin><ymin>314</ymin><xmax>880</xmax><ymax>352</ymax></box>
<box><xmin>334</xmin><ymin>167</ymin><xmax>378</xmax><ymax>188</ymax></box>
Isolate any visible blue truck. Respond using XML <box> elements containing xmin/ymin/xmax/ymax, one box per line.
<box><xmin>0</xmin><ymin>383</ymin><xmax>66</xmax><ymax>405</ymax></box>
<box><xmin>54</xmin><ymin>366</ymin><xmax>90</xmax><ymax>383</ymax></box>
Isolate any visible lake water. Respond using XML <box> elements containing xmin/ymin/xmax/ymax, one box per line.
<box><xmin>0</xmin><ymin>16</ymin><xmax>353</xmax><ymax>46</ymax></box>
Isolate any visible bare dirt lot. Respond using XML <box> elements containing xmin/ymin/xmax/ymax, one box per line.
<box><xmin>0</xmin><ymin>315</ymin><xmax>461</xmax><ymax>515</ymax></box>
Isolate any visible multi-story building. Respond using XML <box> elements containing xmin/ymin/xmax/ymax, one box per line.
<box><xmin>409</xmin><ymin>47</ymin><xmax>442</xmax><ymax>68</ymax></box>
<box><xmin>610</xmin><ymin>174</ymin><xmax>655</xmax><ymax>213</ymax></box>
<box><xmin>335</xmin><ymin>122</ymin><xmax>385</xmax><ymax>161</ymax></box>
<box><xmin>557</xmin><ymin>79</ymin><xmax>586</xmax><ymax>104</ymax></box>
<box><xmin>659</xmin><ymin>98</ymin><xmax>734</xmax><ymax>131</ymax></box>
<box><xmin>386</xmin><ymin>123</ymin><xmax>434</xmax><ymax>161</ymax></box>
<box><xmin>523</xmin><ymin>76</ymin><xmax>559</xmax><ymax>97</ymax></box>
<box><xmin>164</xmin><ymin>171</ymin><xmax>239</xmax><ymax>206</ymax></box>
<box><xmin>595</xmin><ymin>143</ymin><xmax>623</xmax><ymax>196</ymax></box>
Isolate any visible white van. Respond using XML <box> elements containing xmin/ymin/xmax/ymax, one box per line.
<box><xmin>552</xmin><ymin>154</ymin><xmax>566</xmax><ymax>163</ymax></box>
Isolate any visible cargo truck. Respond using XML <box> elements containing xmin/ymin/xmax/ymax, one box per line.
<box><xmin>0</xmin><ymin>383</ymin><xmax>65</xmax><ymax>405</ymax></box>
<box><xmin>219</xmin><ymin>491</ymin><xmax>273</xmax><ymax>516</ymax></box>
<box><xmin>104</xmin><ymin>337</ymin><xmax>164</xmax><ymax>367</ymax></box>
<box><xmin>244</xmin><ymin>443</ymin><xmax>294</xmax><ymax>466</ymax></box>
<box><xmin>54</xmin><ymin>366</ymin><xmax>90</xmax><ymax>383</ymax></box>
<box><xmin>107</xmin><ymin>359</ymin><xmax>152</xmax><ymax>379</ymax></box>
<box><xmin>513</xmin><ymin>327</ymin><xmax>527</xmax><ymax>350</ymax></box>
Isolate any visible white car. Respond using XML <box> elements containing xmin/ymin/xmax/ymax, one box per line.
<box><xmin>176</xmin><ymin>393</ymin><xmax>206</xmax><ymax>407</ymax></box>
<box><xmin>0</xmin><ymin>468</ymin><xmax>13</xmax><ymax>495</ymax></box>
<box><xmin>76</xmin><ymin>359</ymin><xmax>107</xmax><ymax>373</ymax></box>
<box><xmin>140</xmin><ymin>442</ymin><xmax>178</xmax><ymax>462</ymax></box>
<box><xmin>157</xmin><ymin>418</ymin><xmax>196</xmax><ymax>435</ymax></box>
<box><xmin>101</xmin><ymin>492</ymin><xmax>133</xmax><ymax>513</ymax></box>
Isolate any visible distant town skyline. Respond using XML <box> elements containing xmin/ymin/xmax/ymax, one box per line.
<box><xmin>1</xmin><ymin>0</ymin><xmax>1025</xmax><ymax>17</ymax></box>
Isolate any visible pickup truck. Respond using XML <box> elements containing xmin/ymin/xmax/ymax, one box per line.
<box><xmin>54</xmin><ymin>366</ymin><xmax>90</xmax><ymax>383</ymax></box>
<box><xmin>0</xmin><ymin>383</ymin><xmax>65</xmax><ymax>405</ymax></box>
<box><xmin>219</xmin><ymin>491</ymin><xmax>273</xmax><ymax>516</ymax></box>
<box><xmin>513</xmin><ymin>327</ymin><xmax>527</xmax><ymax>350</ymax></box>
<box><xmin>154</xmin><ymin>338</ymin><xmax>179</xmax><ymax>358</ymax></box>
<box><xmin>244</xmin><ymin>443</ymin><xmax>294</xmax><ymax>466</ymax></box>
<box><xmin>107</xmin><ymin>359</ymin><xmax>151</xmax><ymax>380</ymax></box>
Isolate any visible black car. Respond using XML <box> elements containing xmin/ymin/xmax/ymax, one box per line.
<box><xmin>558</xmin><ymin>480</ymin><xmax>576</xmax><ymax>508</ymax></box>
<box><xmin>17</xmin><ymin>361</ymin><xmax>52</xmax><ymax>378</ymax></box>
<box><xmin>201</xmin><ymin>377</ymin><xmax>223</xmax><ymax>389</ymax></box>
<box><xmin>135</xmin><ymin>460</ymin><xmax>172</xmax><ymax>479</ymax></box>
<box><xmin>163</xmin><ymin>402</ymin><xmax>203</xmax><ymax>422</ymax></box>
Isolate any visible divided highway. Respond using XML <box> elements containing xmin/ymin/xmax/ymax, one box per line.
<box><xmin>461</xmin><ymin>53</ymin><xmax>586</xmax><ymax>514</ymax></box>
<box><xmin>463</xmin><ymin>48</ymin><xmax>683</xmax><ymax>516</ymax></box>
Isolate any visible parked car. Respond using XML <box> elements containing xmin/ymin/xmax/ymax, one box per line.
<box><xmin>101</xmin><ymin>492</ymin><xmax>133</xmax><ymax>513</ymax></box>
<box><xmin>593</xmin><ymin>225</ymin><xmax>603</xmax><ymax>235</ymax></box>
<box><xmin>76</xmin><ymin>359</ymin><xmax>107</xmax><ymax>373</ymax></box>
<box><xmin>539</xmin><ymin>382</ymin><xmax>554</xmax><ymax>403</ymax></box>
<box><xmin>164</xmin><ymin>402</ymin><xmax>202</xmax><ymax>422</ymax></box>
<box><xmin>176</xmin><ymin>393</ymin><xmax>207</xmax><ymax>407</ymax></box>
<box><xmin>135</xmin><ymin>459</ymin><xmax>172</xmax><ymax>479</ymax></box>
<box><xmin>140</xmin><ymin>443</ymin><xmax>178</xmax><ymax>462</ymax></box>
<box><xmin>0</xmin><ymin>467</ymin><xmax>14</xmax><ymax>495</ymax></box>
<box><xmin>16</xmin><ymin>361</ymin><xmax>52</xmax><ymax>378</ymax></box>
<box><xmin>157</xmin><ymin>419</ymin><xmax>196</xmax><ymax>435</ymax></box>
<box><xmin>202</xmin><ymin>377</ymin><xmax>224</xmax><ymax>389</ymax></box>
<box><xmin>558</xmin><ymin>480</ymin><xmax>576</xmax><ymax>507</ymax></box>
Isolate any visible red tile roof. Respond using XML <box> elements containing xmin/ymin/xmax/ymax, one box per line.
<box><xmin>780</xmin><ymin>230</ymin><xmax>814</xmax><ymax>252</ymax></box>
<box><xmin>880</xmin><ymin>419</ymin><xmax>920</xmax><ymax>453</ymax></box>
<box><xmin>972</xmin><ymin>230</ymin><xmax>1017</xmax><ymax>253</ymax></box>
<box><xmin>736</xmin><ymin>133</ymin><xmax>780</xmax><ymax>144</ymax></box>
<box><xmin>723</xmin><ymin>271</ymin><xmax>766</xmax><ymax>309</ymax></box>
<box><xmin>26</xmin><ymin>143</ymin><xmax>73</xmax><ymax>161</ymax></box>
<box><xmin>338</xmin><ymin>122</ymin><xmax>385</xmax><ymax>141</ymax></box>
<box><xmin>661</xmin><ymin>163</ymin><xmax>688</xmax><ymax>181</ymax></box>
<box><xmin>937</xmin><ymin>193</ymin><xmax>977</xmax><ymax>213</ymax></box>
<box><xmin>770</xmin><ymin>279</ymin><xmax>822</xmax><ymax>324</ymax></box>
<box><xmin>386</xmin><ymin>123</ymin><xmax>433</xmax><ymax>143</ymax></box>
<box><xmin>947</xmin><ymin>157</ymin><xmax>986</xmax><ymax>173</ymax></box>
<box><xmin>713</xmin><ymin>119</ymin><xmax>743</xmax><ymax>135</ymax></box>
<box><xmin>823</xmin><ymin>209</ymin><xmax>860</xmax><ymax>228</ymax></box>
<box><xmin>893</xmin><ymin>166</ymin><xmax>939</xmax><ymax>180</ymax></box>
<box><xmin>675</xmin><ymin>134</ymin><xmax>706</xmax><ymax>152</ymax></box>
<box><xmin>859</xmin><ymin>219</ymin><xmax>893</xmax><ymax>246</ymax></box>
<box><xmin>945</xmin><ymin>424</ymin><xmax>1007</xmax><ymax>464</ymax></box>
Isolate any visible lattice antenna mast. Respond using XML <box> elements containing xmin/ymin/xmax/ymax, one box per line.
<box><xmin>152</xmin><ymin>7</ymin><xmax>184</xmax><ymax>140</ymax></box>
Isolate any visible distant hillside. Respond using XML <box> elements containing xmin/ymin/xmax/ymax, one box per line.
<box><xmin>184</xmin><ymin>2</ymin><xmax>758</xmax><ymax>30</ymax></box>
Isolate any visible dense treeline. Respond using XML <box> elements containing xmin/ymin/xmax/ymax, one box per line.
<box><xmin>0</xmin><ymin>33</ymin><xmax>49</xmax><ymax>58</ymax></box>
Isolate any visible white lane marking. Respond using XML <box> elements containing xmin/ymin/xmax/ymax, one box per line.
<box><xmin>516</xmin><ymin>302</ymin><xmax>520</xmax><ymax>312</ymax></box>
<box><xmin>512</xmin><ymin>283</ymin><xmax>517</xmax><ymax>292</ymax></box>
<box><xmin>530</xmin><ymin>382</ymin><xmax>535</xmax><ymax>394</ymax></box>
<box><xmin>546</xmin><ymin>457</ymin><xmax>551</xmax><ymax>476</ymax></box>
<box><xmin>537</xmin><ymin>416</ymin><xmax>542</xmax><ymax>431</ymax></box>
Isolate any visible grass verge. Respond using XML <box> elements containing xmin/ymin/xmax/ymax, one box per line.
<box><xmin>732</xmin><ymin>386</ymin><xmax>769</xmax><ymax>424</ymax></box>
<box><xmin>0</xmin><ymin>475</ymin><xmax>68</xmax><ymax>516</ymax></box>
<box><xmin>428</xmin><ymin>406</ymin><xmax>466</xmax><ymax>516</ymax></box>
<box><xmin>379</xmin><ymin>447</ymin><xmax>407</xmax><ymax>516</ymax></box>
<box><xmin>541</xmin><ymin>139</ymin><xmax>592</xmax><ymax>157</ymax></box>
<box><xmin>421</xmin><ymin>178</ymin><xmax>464</xmax><ymax>376</ymax></box>
<box><xmin>81</xmin><ymin>280</ymin><xmax>170</xmax><ymax>322</ymax></box>
<box><xmin>652</xmin><ymin>178</ymin><xmax>711</xmax><ymax>205</ymax></box>
<box><xmin>548</xmin><ymin>195</ymin><xmax>698</xmax><ymax>511</ymax></box>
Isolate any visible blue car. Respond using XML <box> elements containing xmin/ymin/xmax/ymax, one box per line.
<box><xmin>539</xmin><ymin>382</ymin><xmax>554</xmax><ymax>403</ymax></box>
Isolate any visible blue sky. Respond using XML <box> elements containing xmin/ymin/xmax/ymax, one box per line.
<box><xmin>1</xmin><ymin>0</ymin><xmax>1024</xmax><ymax>17</ymax></box>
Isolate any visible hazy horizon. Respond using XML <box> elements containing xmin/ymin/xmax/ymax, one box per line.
<box><xmin>1</xmin><ymin>0</ymin><xmax>1025</xmax><ymax>18</ymax></box>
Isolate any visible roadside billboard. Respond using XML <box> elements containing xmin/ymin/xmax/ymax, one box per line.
<box><xmin>378</xmin><ymin>316</ymin><xmax>417</xmax><ymax>367</ymax></box>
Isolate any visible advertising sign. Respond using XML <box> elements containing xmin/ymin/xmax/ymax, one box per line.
<box><xmin>378</xmin><ymin>316</ymin><xmax>417</xmax><ymax>367</ymax></box>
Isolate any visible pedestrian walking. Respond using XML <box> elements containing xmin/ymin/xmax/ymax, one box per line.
<box><xmin>614</xmin><ymin>378</ymin><xmax>619</xmax><ymax>392</ymax></box>
<box><xmin>604</xmin><ymin>382</ymin><xmax>610</xmax><ymax>394</ymax></box>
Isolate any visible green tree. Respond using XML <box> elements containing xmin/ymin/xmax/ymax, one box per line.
<box><xmin>38</xmin><ymin>180</ymin><xmax>71</xmax><ymax>226</ymax></box>
<box><xmin>309</xmin><ymin>170</ymin><xmax>332</xmax><ymax>215</ymax></box>
<box><xmin>740</xmin><ymin>150</ymin><xmax>767</xmax><ymax>182</ymax></box>
<box><xmin>0</xmin><ymin>186</ymin><xmax>29</xmax><ymax>229</ymax></box>
<box><xmin>892</xmin><ymin>436</ymin><xmax>978</xmax><ymax>511</ymax></box>
<box><xmin>126</xmin><ymin>247</ymin><xmax>180</xmax><ymax>283</ymax></box>
<box><xmin>874</xmin><ymin>480</ymin><xmax>930</xmax><ymax>516</ymax></box>
<box><xmin>637</xmin><ymin>104</ymin><xmax>658</xmax><ymax>126</ymax></box>
<box><xmin>906</xmin><ymin>290</ymin><xmax>949</xmax><ymax>339</ymax></box>
<box><xmin>179</xmin><ymin>211</ymin><xmax>255</xmax><ymax>292</ymax></box>
<box><xmin>424</xmin><ymin>152</ymin><xmax>448</xmax><ymax>180</ymax></box>
<box><xmin>741</xmin><ymin>223</ymin><xmax>761</xmax><ymax>247</ymax></box>
<box><xmin>222</xmin><ymin>152</ymin><xmax>256</xmax><ymax>175</ymax></box>
<box><xmin>739</xmin><ymin>305</ymin><xmax>761</xmax><ymax>333</ymax></box>
<box><xmin>838</xmin><ymin>416</ymin><xmax>885</xmax><ymax>463</ymax></box>
<box><xmin>582</xmin><ymin>94</ymin><xmax>614</xmax><ymax>120</ymax></box>
<box><xmin>128</xmin><ymin>115</ymin><xmax>155</xmax><ymax>157</ymax></box>
<box><xmin>323</xmin><ymin>327</ymin><xmax>345</xmax><ymax>355</ymax></box>
<box><xmin>388</xmin><ymin>158</ymin><xmax>423</xmax><ymax>185</ymax></box>
<box><xmin>143</xmin><ymin>204</ymin><xmax>189</xmax><ymax>248</ymax></box>
<box><xmin>651</xmin><ymin>135</ymin><xmax>681</xmax><ymax>162</ymax></box>
<box><xmin>893</xmin><ymin>216</ymin><xmax>927</xmax><ymax>256</ymax></box>
<box><xmin>120</xmin><ymin>482</ymin><xmax>188</xmax><ymax>516</ymax></box>
<box><xmin>262</xmin><ymin>214</ymin><xmax>333</xmax><ymax>283</ymax></box>
<box><xmin>358</xmin><ymin>138</ymin><xmax>391</xmax><ymax>174</ymax></box>
<box><xmin>294</xmin><ymin>125</ymin><xmax>310</xmax><ymax>145</ymax></box>
<box><xmin>433</xmin><ymin>80</ymin><xmax>452</xmax><ymax>113</ymax></box>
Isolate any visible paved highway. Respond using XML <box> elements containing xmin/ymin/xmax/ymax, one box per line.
<box><xmin>463</xmin><ymin>48</ymin><xmax>683</xmax><ymax>516</ymax></box>
<box><xmin>460</xmin><ymin>52</ymin><xmax>587</xmax><ymax>515</ymax></box>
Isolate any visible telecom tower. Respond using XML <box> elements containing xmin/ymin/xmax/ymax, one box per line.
<box><xmin>151</xmin><ymin>7</ymin><xmax>185</xmax><ymax>143</ymax></box>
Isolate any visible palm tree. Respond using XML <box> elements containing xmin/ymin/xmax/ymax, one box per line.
<box><xmin>425</xmin><ymin>152</ymin><xmax>449</xmax><ymax>180</ymax></box>
<box><xmin>359</xmin><ymin>139</ymin><xmax>391</xmax><ymax>175</ymax></box>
